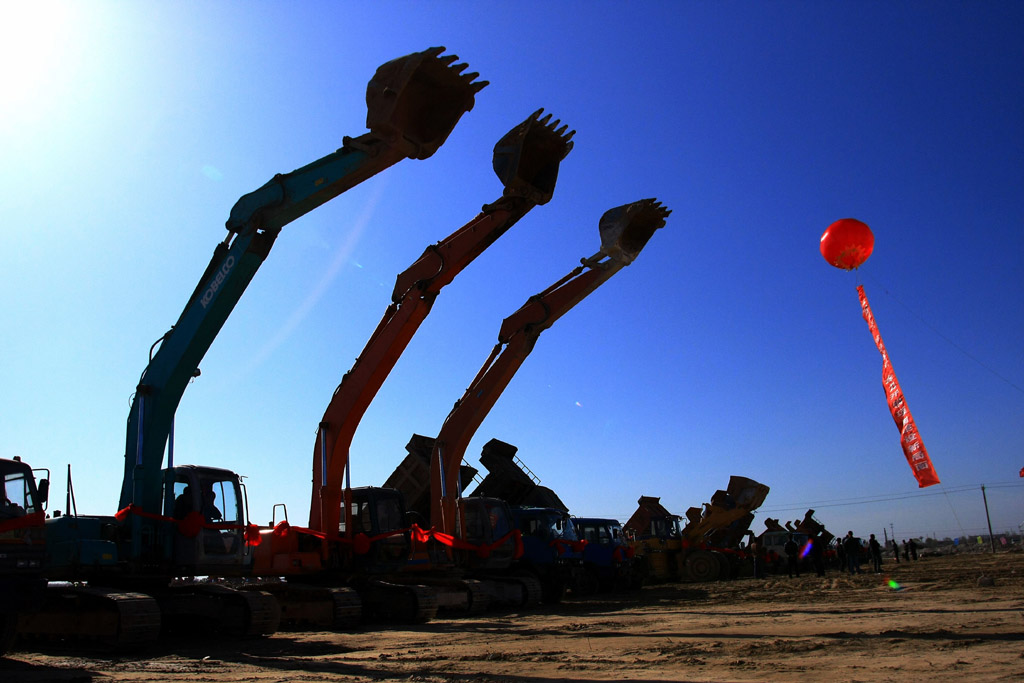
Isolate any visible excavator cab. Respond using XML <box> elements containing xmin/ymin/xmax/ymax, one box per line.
<box><xmin>455</xmin><ymin>496</ymin><xmax>518</xmax><ymax>572</ymax></box>
<box><xmin>365</xmin><ymin>46</ymin><xmax>487</xmax><ymax>160</ymax></box>
<box><xmin>345</xmin><ymin>487</ymin><xmax>411</xmax><ymax>574</ymax></box>
<box><xmin>165</xmin><ymin>465</ymin><xmax>249</xmax><ymax>575</ymax></box>
<box><xmin>0</xmin><ymin>457</ymin><xmax>47</xmax><ymax>655</ymax></box>
<box><xmin>597</xmin><ymin>199</ymin><xmax>671</xmax><ymax>265</ymax></box>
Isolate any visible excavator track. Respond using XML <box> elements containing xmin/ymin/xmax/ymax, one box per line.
<box><xmin>514</xmin><ymin>574</ymin><xmax>543</xmax><ymax>607</ymax></box>
<box><xmin>476</xmin><ymin>575</ymin><xmax>543</xmax><ymax>609</ymax></box>
<box><xmin>328</xmin><ymin>586</ymin><xmax>364</xmax><ymax>628</ymax></box>
<box><xmin>360</xmin><ymin>580</ymin><xmax>438</xmax><ymax>624</ymax></box>
<box><xmin>159</xmin><ymin>583</ymin><xmax>280</xmax><ymax>637</ymax></box>
<box><xmin>246</xmin><ymin>582</ymin><xmax>362</xmax><ymax>631</ymax></box>
<box><xmin>18</xmin><ymin>586</ymin><xmax>161</xmax><ymax>648</ymax></box>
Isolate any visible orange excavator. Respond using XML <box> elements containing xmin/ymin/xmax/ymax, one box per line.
<box><xmin>384</xmin><ymin>199</ymin><xmax>670</xmax><ymax>609</ymax></box>
<box><xmin>250</xmin><ymin>111</ymin><xmax>575</xmax><ymax>627</ymax></box>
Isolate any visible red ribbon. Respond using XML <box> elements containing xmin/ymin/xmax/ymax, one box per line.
<box><xmin>549</xmin><ymin>538</ymin><xmax>588</xmax><ymax>555</ymax></box>
<box><xmin>0</xmin><ymin>510</ymin><xmax>45</xmax><ymax>534</ymax></box>
<box><xmin>612</xmin><ymin>545</ymin><xmax>635</xmax><ymax>562</ymax></box>
<box><xmin>114</xmin><ymin>504</ymin><xmax>263</xmax><ymax>546</ymax></box>
<box><xmin>267</xmin><ymin>520</ymin><xmax>406</xmax><ymax>554</ymax></box>
<box><xmin>409</xmin><ymin>524</ymin><xmax>523</xmax><ymax>560</ymax></box>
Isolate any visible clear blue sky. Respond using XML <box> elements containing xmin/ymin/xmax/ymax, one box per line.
<box><xmin>3</xmin><ymin>2</ymin><xmax>1021</xmax><ymax>544</ymax></box>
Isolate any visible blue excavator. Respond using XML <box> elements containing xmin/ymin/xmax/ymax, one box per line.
<box><xmin>20</xmin><ymin>47</ymin><xmax>486</xmax><ymax>647</ymax></box>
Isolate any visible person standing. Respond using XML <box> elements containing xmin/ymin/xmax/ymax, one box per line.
<box><xmin>908</xmin><ymin>538</ymin><xmax>918</xmax><ymax>560</ymax></box>
<box><xmin>784</xmin><ymin>533</ymin><xmax>800</xmax><ymax>578</ymax></box>
<box><xmin>891</xmin><ymin>539</ymin><xmax>900</xmax><ymax>563</ymax></box>
<box><xmin>868</xmin><ymin>534</ymin><xmax>883</xmax><ymax>573</ymax></box>
<box><xmin>810</xmin><ymin>535</ymin><xmax>826</xmax><ymax>577</ymax></box>
<box><xmin>750</xmin><ymin>533</ymin><xmax>765</xmax><ymax>579</ymax></box>
<box><xmin>843</xmin><ymin>531</ymin><xmax>862</xmax><ymax>575</ymax></box>
<box><xmin>902</xmin><ymin>539</ymin><xmax>910</xmax><ymax>562</ymax></box>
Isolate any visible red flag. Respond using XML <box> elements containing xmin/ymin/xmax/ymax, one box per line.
<box><xmin>858</xmin><ymin>285</ymin><xmax>940</xmax><ymax>488</ymax></box>
<box><xmin>1019</xmin><ymin>467</ymin><xmax>1023</xmax><ymax>478</ymax></box>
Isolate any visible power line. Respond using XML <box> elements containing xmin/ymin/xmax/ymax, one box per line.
<box><xmin>758</xmin><ymin>482</ymin><xmax>1024</xmax><ymax>514</ymax></box>
<box><xmin>861</xmin><ymin>272</ymin><xmax>1024</xmax><ymax>395</ymax></box>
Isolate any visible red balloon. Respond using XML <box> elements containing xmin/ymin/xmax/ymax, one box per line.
<box><xmin>820</xmin><ymin>218</ymin><xmax>874</xmax><ymax>270</ymax></box>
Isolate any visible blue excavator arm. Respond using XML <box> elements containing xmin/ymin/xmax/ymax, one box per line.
<box><xmin>119</xmin><ymin>47</ymin><xmax>486</xmax><ymax>513</ymax></box>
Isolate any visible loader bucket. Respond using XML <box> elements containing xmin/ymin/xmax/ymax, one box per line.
<box><xmin>726</xmin><ymin>476</ymin><xmax>770</xmax><ymax>511</ymax></box>
<box><xmin>492</xmin><ymin>109</ymin><xmax>575</xmax><ymax>205</ymax></box>
<box><xmin>598</xmin><ymin>199</ymin><xmax>671</xmax><ymax>264</ymax></box>
<box><xmin>366</xmin><ymin>47</ymin><xmax>488</xmax><ymax>160</ymax></box>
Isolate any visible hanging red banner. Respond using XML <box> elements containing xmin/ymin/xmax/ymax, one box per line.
<box><xmin>858</xmin><ymin>285</ymin><xmax>940</xmax><ymax>488</ymax></box>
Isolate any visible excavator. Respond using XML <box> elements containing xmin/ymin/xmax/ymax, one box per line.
<box><xmin>385</xmin><ymin>199</ymin><xmax>670</xmax><ymax>610</ymax></box>
<box><xmin>21</xmin><ymin>47</ymin><xmax>485</xmax><ymax>647</ymax></box>
<box><xmin>0</xmin><ymin>456</ymin><xmax>48</xmax><ymax>655</ymax></box>
<box><xmin>249</xmin><ymin>109</ymin><xmax>576</xmax><ymax>628</ymax></box>
<box><xmin>624</xmin><ymin>476</ymin><xmax>770</xmax><ymax>583</ymax></box>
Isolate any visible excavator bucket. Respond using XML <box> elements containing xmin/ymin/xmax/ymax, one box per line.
<box><xmin>366</xmin><ymin>47</ymin><xmax>488</xmax><ymax>160</ymax></box>
<box><xmin>598</xmin><ymin>199</ymin><xmax>671</xmax><ymax>264</ymax></box>
<box><xmin>492</xmin><ymin>109</ymin><xmax>575</xmax><ymax>205</ymax></box>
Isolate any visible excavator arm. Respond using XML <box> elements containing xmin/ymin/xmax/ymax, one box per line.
<box><xmin>309</xmin><ymin>111</ymin><xmax>575</xmax><ymax>535</ymax></box>
<box><xmin>430</xmin><ymin>199</ymin><xmax>671</xmax><ymax>533</ymax></box>
<box><xmin>119</xmin><ymin>48</ymin><xmax>486</xmax><ymax>513</ymax></box>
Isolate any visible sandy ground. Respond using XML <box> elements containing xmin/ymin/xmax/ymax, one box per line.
<box><xmin>2</xmin><ymin>550</ymin><xmax>1022</xmax><ymax>682</ymax></box>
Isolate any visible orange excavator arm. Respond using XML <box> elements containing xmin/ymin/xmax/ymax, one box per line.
<box><xmin>309</xmin><ymin>111</ymin><xmax>575</xmax><ymax>535</ymax></box>
<box><xmin>429</xmin><ymin>199</ymin><xmax>671</xmax><ymax>534</ymax></box>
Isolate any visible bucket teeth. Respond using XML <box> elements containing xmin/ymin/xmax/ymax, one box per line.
<box><xmin>533</xmin><ymin>108</ymin><xmax>576</xmax><ymax>144</ymax></box>
<box><xmin>365</xmin><ymin>47</ymin><xmax>488</xmax><ymax>159</ymax></box>
<box><xmin>643</xmin><ymin>199</ymin><xmax>672</xmax><ymax>221</ymax></box>
<box><xmin>428</xmin><ymin>50</ymin><xmax>486</xmax><ymax>91</ymax></box>
<box><xmin>598</xmin><ymin>199</ymin><xmax>671</xmax><ymax>264</ymax></box>
<box><xmin>491</xmin><ymin>108</ymin><xmax>575</xmax><ymax>205</ymax></box>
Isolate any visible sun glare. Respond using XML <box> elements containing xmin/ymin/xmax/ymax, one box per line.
<box><xmin>0</xmin><ymin>2</ymin><xmax>74</xmax><ymax>115</ymax></box>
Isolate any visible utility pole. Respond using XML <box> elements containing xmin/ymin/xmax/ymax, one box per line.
<box><xmin>981</xmin><ymin>485</ymin><xmax>996</xmax><ymax>553</ymax></box>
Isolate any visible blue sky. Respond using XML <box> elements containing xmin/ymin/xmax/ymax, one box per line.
<box><xmin>3</xmin><ymin>1</ymin><xmax>1022</xmax><ymax>544</ymax></box>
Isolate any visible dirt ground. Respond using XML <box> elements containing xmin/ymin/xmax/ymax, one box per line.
<box><xmin>3</xmin><ymin>550</ymin><xmax>1022</xmax><ymax>682</ymax></box>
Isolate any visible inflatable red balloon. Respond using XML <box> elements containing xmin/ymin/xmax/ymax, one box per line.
<box><xmin>820</xmin><ymin>218</ymin><xmax>874</xmax><ymax>270</ymax></box>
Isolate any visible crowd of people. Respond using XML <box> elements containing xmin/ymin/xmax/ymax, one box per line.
<box><xmin>752</xmin><ymin>530</ymin><xmax>921</xmax><ymax>579</ymax></box>
<box><xmin>830</xmin><ymin>532</ymin><xmax>919</xmax><ymax>576</ymax></box>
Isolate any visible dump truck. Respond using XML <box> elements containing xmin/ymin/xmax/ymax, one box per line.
<box><xmin>571</xmin><ymin>517</ymin><xmax>638</xmax><ymax>593</ymax></box>
<box><xmin>466</xmin><ymin>438</ymin><xmax>580</xmax><ymax>603</ymax></box>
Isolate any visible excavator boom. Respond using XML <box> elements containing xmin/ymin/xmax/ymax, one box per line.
<box><xmin>430</xmin><ymin>199</ymin><xmax>671</xmax><ymax>533</ymax></box>
<box><xmin>308</xmin><ymin>110</ymin><xmax>574</xmax><ymax>536</ymax></box>
<box><xmin>119</xmin><ymin>48</ymin><xmax>484</xmax><ymax>515</ymax></box>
